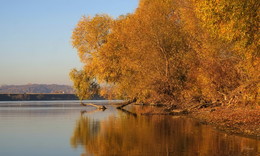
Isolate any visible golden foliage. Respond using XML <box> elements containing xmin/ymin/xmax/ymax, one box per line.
<box><xmin>70</xmin><ymin>0</ymin><xmax>259</xmax><ymax>106</ymax></box>
<box><xmin>69</xmin><ymin>69</ymin><xmax>99</xmax><ymax>100</ymax></box>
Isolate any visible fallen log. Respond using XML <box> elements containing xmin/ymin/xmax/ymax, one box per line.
<box><xmin>81</xmin><ymin>109</ymin><xmax>105</xmax><ymax>115</ymax></box>
<box><xmin>81</xmin><ymin>102</ymin><xmax>107</xmax><ymax>110</ymax></box>
<box><xmin>116</xmin><ymin>98</ymin><xmax>137</xmax><ymax>109</ymax></box>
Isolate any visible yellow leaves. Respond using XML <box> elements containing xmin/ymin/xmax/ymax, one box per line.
<box><xmin>195</xmin><ymin>0</ymin><xmax>259</xmax><ymax>50</ymax></box>
<box><xmin>70</xmin><ymin>0</ymin><xmax>258</xmax><ymax>106</ymax></box>
<box><xmin>71</xmin><ymin>14</ymin><xmax>112</xmax><ymax>63</ymax></box>
<box><xmin>69</xmin><ymin>68</ymin><xmax>99</xmax><ymax>100</ymax></box>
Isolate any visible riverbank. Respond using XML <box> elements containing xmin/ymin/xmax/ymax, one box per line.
<box><xmin>124</xmin><ymin>103</ymin><xmax>260</xmax><ymax>139</ymax></box>
<box><xmin>189</xmin><ymin>107</ymin><xmax>260</xmax><ymax>139</ymax></box>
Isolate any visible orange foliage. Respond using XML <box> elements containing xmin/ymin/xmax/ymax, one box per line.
<box><xmin>70</xmin><ymin>0</ymin><xmax>259</xmax><ymax>107</ymax></box>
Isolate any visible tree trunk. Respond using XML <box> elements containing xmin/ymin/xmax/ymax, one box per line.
<box><xmin>116</xmin><ymin>98</ymin><xmax>137</xmax><ymax>109</ymax></box>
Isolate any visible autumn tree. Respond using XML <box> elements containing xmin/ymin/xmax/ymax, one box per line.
<box><xmin>91</xmin><ymin>0</ymin><xmax>193</xmax><ymax>103</ymax></box>
<box><xmin>70</xmin><ymin>14</ymin><xmax>112</xmax><ymax>100</ymax></box>
<box><xmin>71</xmin><ymin>14</ymin><xmax>112</xmax><ymax>63</ymax></box>
<box><xmin>194</xmin><ymin>0</ymin><xmax>260</xmax><ymax>106</ymax></box>
<box><xmin>70</xmin><ymin>0</ymin><xmax>259</xmax><ymax>107</ymax></box>
<box><xmin>69</xmin><ymin>69</ymin><xmax>99</xmax><ymax>101</ymax></box>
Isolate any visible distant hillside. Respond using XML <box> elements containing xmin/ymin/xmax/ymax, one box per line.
<box><xmin>0</xmin><ymin>84</ymin><xmax>74</xmax><ymax>94</ymax></box>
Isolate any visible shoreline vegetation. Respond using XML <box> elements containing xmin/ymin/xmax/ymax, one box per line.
<box><xmin>70</xmin><ymin>0</ymin><xmax>259</xmax><ymax>139</ymax></box>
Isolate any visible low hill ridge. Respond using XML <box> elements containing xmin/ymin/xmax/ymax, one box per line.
<box><xmin>0</xmin><ymin>84</ymin><xmax>74</xmax><ymax>94</ymax></box>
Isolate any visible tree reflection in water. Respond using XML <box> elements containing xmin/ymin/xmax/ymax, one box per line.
<box><xmin>71</xmin><ymin>110</ymin><xmax>259</xmax><ymax>156</ymax></box>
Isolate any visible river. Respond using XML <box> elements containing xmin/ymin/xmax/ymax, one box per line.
<box><xmin>0</xmin><ymin>101</ymin><xmax>259</xmax><ymax>156</ymax></box>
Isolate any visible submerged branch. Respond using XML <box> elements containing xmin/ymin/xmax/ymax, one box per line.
<box><xmin>81</xmin><ymin>109</ymin><xmax>105</xmax><ymax>115</ymax></box>
<box><xmin>81</xmin><ymin>102</ymin><xmax>107</xmax><ymax>110</ymax></box>
<box><xmin>116</xmin><ymin>98</ymin><xmax>137</xmax><ymax>109</ymax></box>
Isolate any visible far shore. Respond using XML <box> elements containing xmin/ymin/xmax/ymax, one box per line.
<box><xmin>0</xmin><ymin>93</ymin><xmax>104</xmax><ymax>101</ymax></box>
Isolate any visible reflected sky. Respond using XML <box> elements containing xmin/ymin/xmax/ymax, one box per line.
<box><xmin>0</xmin><ymin>100</ymin><xmax>116</xmax><ymax>156</ymax></box>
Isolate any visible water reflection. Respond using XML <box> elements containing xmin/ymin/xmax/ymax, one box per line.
<box><xmin>71</xmin><ymin>109</ymin><xmax>259</xmax><ymax>156</ymax></box>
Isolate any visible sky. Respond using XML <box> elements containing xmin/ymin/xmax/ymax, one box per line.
<box><xmin>0</xmin><ymin>0</ymin><xmax>139</xmax><ymax>86</ymax></box>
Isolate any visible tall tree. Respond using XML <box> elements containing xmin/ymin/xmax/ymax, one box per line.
<box><xmin>70</xmin><ymin>0</ymin><xmax>259</xmax><ymax>106</ymax></box>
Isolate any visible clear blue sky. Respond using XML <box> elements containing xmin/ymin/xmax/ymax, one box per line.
<box><xmin>0</xmin><ymin>0</ymin><xmax>138</xmax><ymax>86</ymax></box>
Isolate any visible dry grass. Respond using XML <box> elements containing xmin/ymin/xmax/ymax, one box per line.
<box><xmin>191</xmin><ymin>107</ymin><xmax>260</xmax><ymax>138</ymax></box>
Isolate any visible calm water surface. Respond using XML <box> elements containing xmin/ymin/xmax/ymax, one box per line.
<box><xmin>0</xmin><ymin>101</ymin><xmax>259</xmax><ymax>156</ymax></box>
